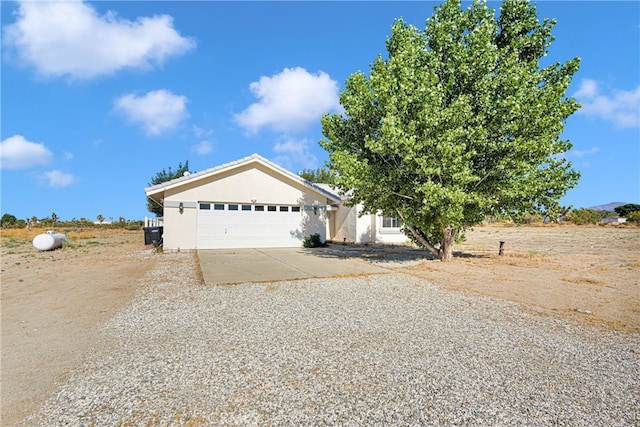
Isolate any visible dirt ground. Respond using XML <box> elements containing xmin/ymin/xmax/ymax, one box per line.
<box><xmin>1</xmin><ymin>229</ymin><xmax>156</xmax><ymax>425</ymax></box>
<box><xmin>401</xmin><ymin>225</ymin><xmax>640</xmax><ymax>333</ymax></box>
<box><xmin>1</xmin><ymin>225</ymin><xmax>638</xmax><ymax>424</ymax></box>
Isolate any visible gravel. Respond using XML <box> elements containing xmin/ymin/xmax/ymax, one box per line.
<box><xmin>24</xmin><ymin>250</ymin><xmax>640</xmax><ymax>426</ymax></box>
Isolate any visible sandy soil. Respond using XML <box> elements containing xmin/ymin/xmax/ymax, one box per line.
<box><xmin>401</xmin><ymin>225</ymin><xmax>640</xmax><ymax>333</ymax></box>
<box><xmin>1</xmin><ymin>230</ymin><xmax>155</xmax><ymax>425</ymax></box>
<box><xmin>1</xmin><ymin>225</ymin><xmax>638</xmax><ymax>424</ymax></box>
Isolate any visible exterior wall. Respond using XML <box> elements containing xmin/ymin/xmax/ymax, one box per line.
<box><xmin>330</xmin><ymin>203</ymin><xmax>358</xmax><ymax>243</ymax></box>
<box><xmin>162</xmin><ymin>203</ymin><xmax>198</xmax><ymax>250</ymax></box>
<box><xmin>373</xmin><ymin>213</ymin><xmax>409</xmax><ymax>244</ymax></box>
<box><xmin>161</xmin><ymin>163</ymin><xmax>328</xmax><ymax>250</ymax></box>
<box><xmin>355</xmin><ymin>206</ymin><xmax>375</xmax><ymax>243</ymax></box>
<box><xmin>329</xmin><ymin>203</ymin><xmax>407</xmax><ymax>244</ymax></box>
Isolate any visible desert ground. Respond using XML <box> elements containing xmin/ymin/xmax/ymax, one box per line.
<box><xmin>1</xmin><ymin>224</ymin><xmax>638</xmax><ymax>424</ymax></box>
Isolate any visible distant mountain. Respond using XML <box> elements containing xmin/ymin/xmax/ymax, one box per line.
<box><xmin>589</xmin><ymin>202</ymin><xmax>628</xmax><ymax>212</ymax></box>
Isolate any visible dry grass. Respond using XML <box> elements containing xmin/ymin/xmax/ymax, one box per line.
<box><xmin>0</xmin><ymin>227</ymin><xmax>140</xmax><ymax>247</ymax></box>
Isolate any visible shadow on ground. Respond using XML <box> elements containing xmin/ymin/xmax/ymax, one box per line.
<box><xmin>309</xmin><ymin>243</ymin><xmax>435</xmax><ymax>265</ymax></box>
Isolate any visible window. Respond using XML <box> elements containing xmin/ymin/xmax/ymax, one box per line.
<box><xmin>267</xmin><ymin>205</ymin><xmax>277</xmax><ymax>212</ymax></box>
<box><xmin>291</xmin><ymin>206</ymin><xmax>301</xmax><ymax>212</ymax></box>
<box><xmin>228</xmin><ymin>204</ymin><xmax>239</xmax><ymax>211</ymax></box>
<box><xmin>382</xmin><ymin>216</ymin><xmax>399</xmax><ymax>228</ymax></box>
<box><xmin>213</xmin><ymin>203</ymin><xmax>224</xmax><ymax>210</ymax></box>
<box><xmin>200</xmin><ymin>203</ymin><xmax>210</xmax><ymax>210</ymax></box>
<box><xmin>279</xmin><ymin>206</ymin><xmax>289</xmax><ymax>212</ymax></box>
<box><xmin>242</xmin><ymin>205</ymin><xmax>252</xmax><ymax>211</ymax></box>
<box><xmin>255</xmin><ymin>205</ymin><xmax>265</xmax><ymax>212</ymax></box>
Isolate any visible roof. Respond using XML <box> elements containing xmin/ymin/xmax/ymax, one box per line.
<box><xmin>145</xmin><ymin>153</ymin><xmax>341</xmax><ymax>204</ymax></box>
<box><xmin>313</xmin><ymin>183</ymin><xmax>352</xmax><ymax>202</ymax></box>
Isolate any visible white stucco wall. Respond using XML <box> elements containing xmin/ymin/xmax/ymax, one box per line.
<box><xmin>329</xmin><ymin>203</ymin><xmax>408</xmax><ymax>245</ymax></box>
<box><xmin>355</xmin><ymin>207</ymin><xmax>375</xmax><ymax>243</ymax></box>
<box><xmin>330</xmin><ymin>203</ymin><xmax>358</xmax><ymax>243</ymax></box>
<box><xmin>160</xmin><ymin>163</ymin><xmax>329</xmax><ymax>250</ymax></box>
<box><xmin>374</xmin><ymin>214</ymin><xmax>409</xmax><ymax>244</ymax></box>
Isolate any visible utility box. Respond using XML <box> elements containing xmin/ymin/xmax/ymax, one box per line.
<box><xmin>143</xmin><ymin>226</ymin><xmax>163</xmax><ymax>246</ymax></box>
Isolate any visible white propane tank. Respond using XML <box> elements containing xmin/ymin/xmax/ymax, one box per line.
<box><xmin>33</xmin><ymin>231</ymin><xmax>67</xmax><ymax>251</ymax></box>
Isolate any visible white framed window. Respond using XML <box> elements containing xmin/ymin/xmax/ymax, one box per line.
<box><xmin>382</xmin><ymin>216</ymin><xmax>400</xmax><ymax>228</ymax></box>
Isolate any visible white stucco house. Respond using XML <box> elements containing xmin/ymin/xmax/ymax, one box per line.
<box><xmin>144</xmin><ymin>154</ymin><xmax>407</xmax><ymax>250</ymax></box>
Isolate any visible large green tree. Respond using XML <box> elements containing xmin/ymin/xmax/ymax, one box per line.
<box><xmin>320</xmin><ymin>0</ymin><xmax>580</xmax><ymax>261</ymax></box>
<box><xmin>147</xmin><ymin>161</ymin><xmax>190</xmax><ymax>217</ymax></box>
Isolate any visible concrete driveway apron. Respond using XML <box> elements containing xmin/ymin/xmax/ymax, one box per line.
<box><xmin>197</xmin><ymin>247</ymin><xmax>390</xmax><ymax>285</ymax></box>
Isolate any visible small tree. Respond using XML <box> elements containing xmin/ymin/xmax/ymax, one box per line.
<box><xmin>51</xmin><ymin>212</ymin><xmax>58</xmax><ymax>228</ymax></box>
<box><xmin>299</xmin><ymin>166</ymin><xmax>337</xmax><ymax>184</ymax></box>
<box><xmin>147</xmin><ymin>161</ymin><xmax>190</xmax><ymax>217</ymax></box>
<box><xmin>321</xmin><ymin>0</ymin><xmax>580</xmax><ymax>261</ymax></box>
<box><xmin>96</xmin><ymin>214</ymin><xmax>104</xmax><ymax>224</ymax></box>
<box><xmin>614</xmin><ymin>203</ymin><xmax>640</xmax><ymax>217</ymax></box>
<box><xmin>568</xmin><ymin>208</ymin><xmax>600</xmax><ymax>225</ymax></box>
<box><xmin>1</xmin><ymin>213</ymin><xmax>17</xmax><ymax>228</ymax></box>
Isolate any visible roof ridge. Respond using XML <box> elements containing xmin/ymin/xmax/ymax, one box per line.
<box><xmin>144</xmin><ymin>154</ymin><xmax>341</xmax><ymax>203</ymax></box>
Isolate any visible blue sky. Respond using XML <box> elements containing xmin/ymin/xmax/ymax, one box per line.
<box><xmin>1</xmin><ymin>1</ymin><xmax>638</xmax><ymax>221</ymax></box>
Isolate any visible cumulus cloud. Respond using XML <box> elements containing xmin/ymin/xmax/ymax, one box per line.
<box><xmin>44</xmin><ymin>169</ymin><xmax>76</xmax><ymax>187</ymax></box>
<box><xmin>273</xmin><ymin>137</ymin><xmax>317</xmax><ymax>170</ymax></box>
<box><xmin>3</xmin><ymin>0</ymin><xmax>195</xmax><ymax>80</ymax></box>
<box><xmin>0</xmin><ymin>135</ymin><xmax>53</xmax><ymax>169</ymax></box>
<box><xmin>234</xmin><ymin>67</ymin><xmax>341</xmax><ymax>134</ymax></box>
<box><xmin>192</xmin><ymin>140</ymin><xmax>212</xmax><ymax>155</ymax></box>
<box><xmin>575</xmin><ymin>79</ymin><xmax>640</xmax><ymax>128</ymax></box>
<box><xmin>114</xmin><ymin>89</ymin><xmax>188</xmax><ymax>136</ymax></box>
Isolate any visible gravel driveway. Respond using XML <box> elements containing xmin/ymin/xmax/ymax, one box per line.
<box><xmin>25</xmin><ymin>251</ymin><xmax>640</xmax><ymax>426</ymax></box>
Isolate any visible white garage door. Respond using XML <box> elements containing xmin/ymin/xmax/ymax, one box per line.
<box><xmin>197</xmin><ymin>202</ymin><xmax>304</xmax><ymax>249</ymax></box>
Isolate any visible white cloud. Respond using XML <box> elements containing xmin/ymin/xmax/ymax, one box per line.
<box><xmin>273</xmin><ymin>137</ymin><xmax>317</xmax><ymax>170</ymax></box>
<box><xmin>192</xmin><ymin>140</ymin><xmax>212</xmax><ymax>155</ymax></box>
<box><xmin>114</xmin><ymin>89</ymin><xmax>188</xmax><ymax>136</ymax></box>
<box><xmin>44</xmin><ymin>169</ymin><xmax>76</xmax><ymax>187</ymax></box>
<box><xmin>3</xmin><ymin>0</ymin><xmax>195</xmax><ymax>80</ymax></box>
<box><xmin>192</xmin><ymin>125</ymin><xmax>213</xmax><ymax>138</ymax></box>
<box><xmin>0</xmin><ymin>135</ymin><xmax>53</xmax><ymax>169</ymax></box>
<box><xmin>575</xmin><ymin>79</ymin><xmax>640</xmax><ymax>128</ymax></box>
<box><xmin>234</xmin><ymin>67</ymin><xmax>341</xmax><ymax>134</ymax></box>
<box><xmin>571</xmin><ymin>146</ymin><xmax>600</xmax><ymax>158</ymax></box>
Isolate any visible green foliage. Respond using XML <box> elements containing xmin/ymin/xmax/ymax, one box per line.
<box><xmin>147</xmin><ymin>161</ymin><xmax>190</xmax><ymax>217</ymax></box>
<box><xmin>626</xmin><ymin>211</ymin><xmax>640</xmax><ymax>224</ymax></box>
<box><xmin>614</xmin><ymin>203</ymin><xmax>640</xmax><ymax>217</ymax></box>
<box><xmin>320</xmin><ymin>0</ymin><xmax>580</xmax><ymax>260</ymax></box>
<box><xmin>1</xmin><ymin>213</ymin><xmax>18</xmax><ymax>228</ymax></box>
<box><xmin>303</xmin><ymin>233</ymin><xmax>327</xmax><ymax>248</ymax></box>
<box><xmin>299</xmin><ymin>166</ymin><xmax>337</xmax><ymax>184</ymax></box>
<box><xmin>567</xmin><ymin>208</ymin><xmax>601</xmax><ymax>225</ymax></box>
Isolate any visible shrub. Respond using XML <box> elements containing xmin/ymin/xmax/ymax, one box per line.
<box><xmin>568</xmin><ymin>208</ymin><xmax>601</xmax><ymax>225</ymax></box>
<box><xmin>627</xmin><ymin>211</ymin><xmax>640</xmax><ymax>225</ymax></box>
<box><xmin>303</xmin><ymin>233</ymin><xmax>326</xmax><ymax>248</ymax></box>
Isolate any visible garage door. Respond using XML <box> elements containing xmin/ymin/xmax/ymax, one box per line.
<box><xmin>197</xmin><ymin>202</ymin><xmax>303</xmax><ymax>249</ymax></box>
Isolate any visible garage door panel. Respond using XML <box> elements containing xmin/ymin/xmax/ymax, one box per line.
<box><xmin>197</xmin><ymin>205</ymin><xmax>304</xmax><ymax>249</ymax></box>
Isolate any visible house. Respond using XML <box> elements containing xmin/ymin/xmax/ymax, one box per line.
<box><xmin>144</xmin><ymin>154</ymin><xmax>407</xmax><ymax>250</ymax></box>
<box><xmin>314</xmin><ymin>183</ymin><xmax>408</xmax><ymax>245</ymax></box>
<box><xmin>601</xmin><ymin>216</ymin><xmax>627</xmax><ymax>225</ymax></box>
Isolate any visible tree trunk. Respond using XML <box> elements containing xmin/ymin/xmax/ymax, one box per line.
<box><xmin>403</xmin><ymin>224</ymin><xmax>440</xmax><ymax>258</ymax></box>
<box><xmin>440</xmin><ymin>228</ymin><xmax>456</xmax><ymax>262</ymax></box>
<box><xmin>395</xmin><ymin>210</ymin><xmax>441</xmax><ymax>258</ymax></box>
